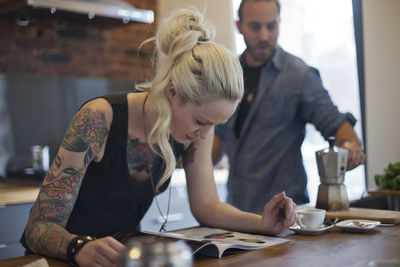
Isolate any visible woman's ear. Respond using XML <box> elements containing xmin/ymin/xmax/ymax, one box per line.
<box><xmin>165</xmin><ymin>82</ymin><xmax>177</xmax><ymax>101</ymax></box>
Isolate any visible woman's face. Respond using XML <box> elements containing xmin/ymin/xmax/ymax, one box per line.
<box><xmin>168</xmin><ymin>90</ymin><xmax>238</xmax><ymax>143</ymax></box>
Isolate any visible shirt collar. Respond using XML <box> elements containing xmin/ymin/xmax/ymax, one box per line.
<box><xmin>271</xmin><ymin>45</ymin><xmax>283</xmax><ymax>71</ymax></box>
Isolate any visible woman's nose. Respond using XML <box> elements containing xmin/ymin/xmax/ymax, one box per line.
<box><xmin>194</xmin><ymin>129</ymin><xmax>202</xmax><ymax>138</ymax></box>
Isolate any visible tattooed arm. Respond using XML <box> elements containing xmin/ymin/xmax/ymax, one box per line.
<box><xmin>24</xmin><ymin>100</ymin><xmax>124</xmax><ymax>265</ymax></box>
<box><xmin>184</xmin><ymin>128</ymin><xmax>298</xmax><ymax>235</ymax></box>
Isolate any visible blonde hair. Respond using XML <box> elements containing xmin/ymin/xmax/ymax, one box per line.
<box><xmin>139</xmin><ymin>8</ymin><xmax>244</xmax><ymax>191</ymax></box>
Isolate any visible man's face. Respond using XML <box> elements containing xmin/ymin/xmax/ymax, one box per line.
<box><xmin>237</xmin><ymin>0</ymin><xmax>280</xmax><ymax>67</ymax></box>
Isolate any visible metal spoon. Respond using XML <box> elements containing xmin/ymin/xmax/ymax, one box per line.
<box><xmin>353</xmin><ymin>220</ymin><xmax>369</xmax><ymax>227</ymax></box>
<box><xmin>324</xmin><ymin>217</ymin><xmax>339</xmax><ymax>226</ymax></box>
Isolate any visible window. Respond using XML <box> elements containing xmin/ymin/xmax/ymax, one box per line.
<box><xmin>232</xmin><ymin>0</ymin><xmax>366</xmax><ymax>205</ymax></box>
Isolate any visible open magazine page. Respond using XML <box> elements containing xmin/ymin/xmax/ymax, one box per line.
<box><xmin>142</xmin><ymin>227</ymin><xmax>290</xmax><ymax>258</ymax></box>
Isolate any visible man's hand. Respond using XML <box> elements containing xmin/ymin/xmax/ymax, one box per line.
<box><xmin>334</xmin><ymin>122</ymin><xmax>365</xmax><ymax>170</ymax></box>
<box><xmin>75</xmin><ymin>236</ymin><xmax>125</xmax><ymax>267</ymax></box>
<box><xmin>342</xmin><ymin>141</ymin><xmax>365</xmax><ymax>170</ymax></box>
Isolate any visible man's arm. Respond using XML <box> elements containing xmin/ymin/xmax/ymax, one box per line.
<box><xmin>334</xmin><ymin>121</ymin><xmax>366</xmax><ymax>170</ymax></box>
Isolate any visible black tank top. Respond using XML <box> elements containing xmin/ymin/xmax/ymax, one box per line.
<box><xmin>65</xmin><ymin>93</ymin><xmax>185</xmax><ymax>237</ymax></box>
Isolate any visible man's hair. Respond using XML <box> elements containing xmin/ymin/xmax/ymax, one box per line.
<box><xmin>238</xmin><ymin>0</ymin><xmax>281</xmax><ymax>21</ymax></box>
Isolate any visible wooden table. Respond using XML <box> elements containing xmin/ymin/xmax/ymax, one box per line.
<box><xmin>0</xmin><ymin>180</ymin><xmax>41</xmax><ymax>259</ymax></box>
<box><xmin>368</xmin><ymin>189</ymin><xmax>400</xmax><ymax>210</ymax></box>
<box><xmin>0</xmin><ymin>180</ymin><xmax>40</xmax><ymax>206</ymax></box>
<box><xmin>1</xmin><ymin>225</ymin><xmax>399</xmax><ymax>267</ymax></box>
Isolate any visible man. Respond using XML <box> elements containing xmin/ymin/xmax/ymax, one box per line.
<box><xmin>213</xmin><ymin>0</ymin><xmax>365</xmax><ymax>213</ymax></box>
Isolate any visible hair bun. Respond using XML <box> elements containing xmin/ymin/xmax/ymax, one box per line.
<box><xmin>156</xmin><ymin>8</ymin><xmax>216</xmax><ymax>57</ymax></box>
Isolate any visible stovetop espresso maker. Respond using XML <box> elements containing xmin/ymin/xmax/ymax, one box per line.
<box><xmin>315</xmin><ymin>137</ymin><xmax>349</xmax><ymax>211</ymax></box>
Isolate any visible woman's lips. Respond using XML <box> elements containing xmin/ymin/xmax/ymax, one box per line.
<box><xmin>185</xmin><ymin>135</ymin><xmax>196</xmax><ymax>141</ymax></box>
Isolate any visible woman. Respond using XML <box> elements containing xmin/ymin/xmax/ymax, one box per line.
<box><xmin>22</xmin><ymin>8</ymin><xmax>298</xmax><ymax>267</ymax></box>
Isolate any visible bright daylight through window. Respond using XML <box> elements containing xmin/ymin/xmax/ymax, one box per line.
<box><xmin>232</xmin><ymin>0</ymin><xmax>366</xmax><ymax>205</ymax></box>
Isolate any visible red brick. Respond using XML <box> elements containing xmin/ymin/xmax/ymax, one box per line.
<box><xmin>0</xmin><ymin>1</ymin><xmax>157</xmax><ymax>80</ymax></box>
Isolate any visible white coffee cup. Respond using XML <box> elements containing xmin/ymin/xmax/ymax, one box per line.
<box><xmin>297</xmin><ymin>208</ymin><xmax>326</xmax><ymax>229</ymax></box>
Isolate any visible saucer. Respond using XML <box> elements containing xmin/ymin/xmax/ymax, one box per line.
<box><xmin>335</xmin><ymin>219</ymin><xmax>381</xmax><ymax>232</ymax></box>
<box><xmin>289</xmin><ymin>223</ymin><xmax>334</xmax><ymax>235</ymax></box>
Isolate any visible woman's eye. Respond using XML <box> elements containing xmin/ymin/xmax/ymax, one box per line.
<box><xmin>196</xmin><ymin>120</ymin><xmax>206</xmax><ymax>126</ymax></box>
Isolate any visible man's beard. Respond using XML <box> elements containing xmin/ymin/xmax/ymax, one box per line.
<box><xmin>245</xmin><ymin>41</ymin><xmax>274</xmax><ymax>64</ymax></box>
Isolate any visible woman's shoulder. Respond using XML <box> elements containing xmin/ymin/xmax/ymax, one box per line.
<box><xmin>82</xmin><ymin>97</ymin><xmax>113</xmax><ymax>113</ymax></box>
<box><xmin>81</xmin><ymin>92</ymin><xmax>134</xmax><ymax>113</ymax></box>
<box><xmin>78</xmin><ymin>97</ymin><xmax>114</xmax><ymax>130</ymax></box>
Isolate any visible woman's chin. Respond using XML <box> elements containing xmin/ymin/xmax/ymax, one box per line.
<box><xmin>170</xmin><ymin>133</ymin><xmax>185</xmax><ymax>144</ymax></box>
<box><xmin>170</xmin><ymin>129</ymin><xmax>197</xmax><ymax>143</ymax></box>
<box><xmin>174</xmin><ymin>135</ymin><xmax>195</xmax><ymax>144</ymax></box>
<box><xmin>175</xmin><ymin>138</ymin><xmax>186</xmax><ymax>144</ymax></box>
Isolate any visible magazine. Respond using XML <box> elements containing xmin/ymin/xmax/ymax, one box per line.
<box><xmin>142</xmin><ymin>227</ymin><xmax>290</xmax><ymax>258</ymax></box>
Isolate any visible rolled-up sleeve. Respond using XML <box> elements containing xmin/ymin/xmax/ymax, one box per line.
<box><xmin>299</xmin><ymin>67</ymin><xmax>357</xmax><ymax>139</ymax></box>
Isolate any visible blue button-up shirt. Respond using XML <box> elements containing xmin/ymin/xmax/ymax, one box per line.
<box><xmin>216</xmin><ymin>46</ymin><xmax>356</xmax><ymax>213</ymax></box>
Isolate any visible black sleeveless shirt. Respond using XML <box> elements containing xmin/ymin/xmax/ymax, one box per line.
<box><xmin>65</xmin><ymin>93</ymin><xmax>185</xmax><ymax>237</ymax></box>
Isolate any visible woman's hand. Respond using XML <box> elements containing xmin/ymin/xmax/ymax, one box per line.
<box><xmin>75</xmin><ymin>237</ymin><xmax>125</xmax><ymax>267</ymax></box>
<box><xmin>260</xmin><ymin>192</ymin><xmax>298</xmax><ymax>235</ymax></box>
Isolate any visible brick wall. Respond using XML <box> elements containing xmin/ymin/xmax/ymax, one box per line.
<box><xmin>0</xmin><ymin>0</ymin><xmax>157</xmax><ymax>81</ymax></box>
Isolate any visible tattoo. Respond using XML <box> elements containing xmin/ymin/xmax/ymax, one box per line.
<box><xmin>54</xmin><ymin>155</ymin><xmax>62</xmax><ymax>169</ymax></box>
<box><xmin>61</xmin><ymin>107</ymin><xmax>108</xmax><ymax>166</ymax></box>
<box><xmin>44</xmin><ymin>156</ymin><xmax>61</xmax><ymax>183</ymax></box>
<box><xmin>26</xmin><ymin>153</ymin><xmax>85</xmax><ymax>258</ymax></box>
<box><xmin>182</xmin><ymin>144</ymin><xmax>196</xmax><ymax>168</ymax></box>
<box><xmin>127</xmin><ymin>139</ymin><xmax>152</xmax><ymax>173</ymax></box>
<box><xmin>126</xmin><ymin>139</ymin><xmax>163</xmax><ymax>182</ymax></box>
<box><xmin>25</xmin><ymin>107</ymin><xmax>108</xmax><ymax>259</ymax></box>
<box><xmin>26</xmin><ymin>165</ymin><xmax>85</xmax><ymax>258</ymax></box>
<box><xmin>26</xmin><ymin>220</ymin><xmax>72</xmax><ymax>258</ymax></box>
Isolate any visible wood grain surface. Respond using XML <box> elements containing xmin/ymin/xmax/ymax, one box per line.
<box><xmin>0</xmin><ymin>181</ymin><xmax>40</xmax><ymax>205</ymax></box>
<box><xmin>1</xmin><ymin>225</ymin><xmax>399</xmax><ymax>267</ymax></box>
<box><xmin>368</xmin><ymin>189</ymin><xmax>400</xmax><ymax>196</ymax></box>
<box><xmin>325</xmin><ymin>207</ymin><xmax>400</xmax><ymax>224</ymax></box>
